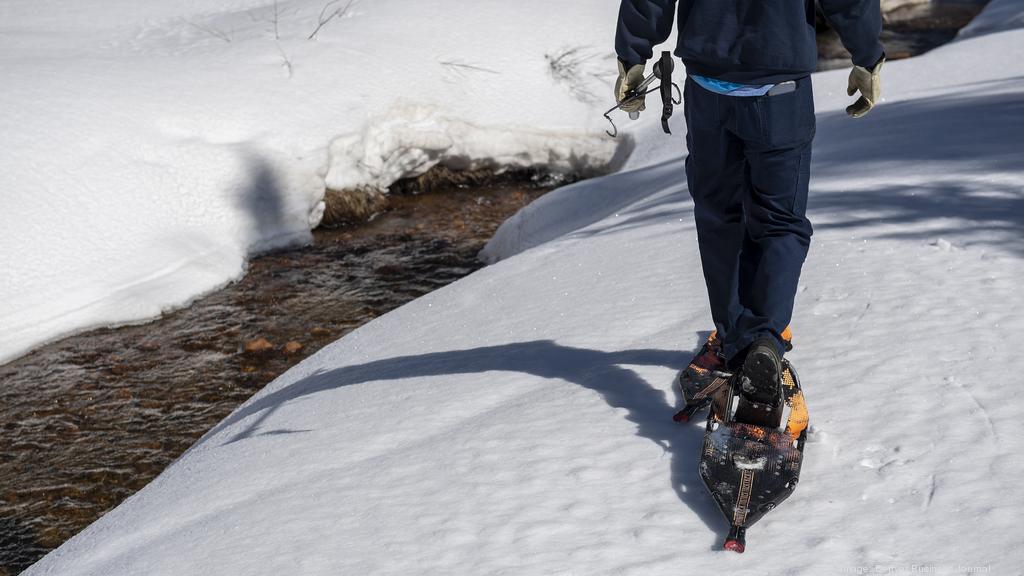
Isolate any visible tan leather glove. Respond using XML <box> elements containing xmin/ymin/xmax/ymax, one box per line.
<box><xmin>615</xmin><ymin>60</ymin><xmax>647</xmax><ymax>114</ymax></box>
<box><xmin>846</xmin><ymin>57</ymin><xmax>885</xmax><ymax>118</ymax></box>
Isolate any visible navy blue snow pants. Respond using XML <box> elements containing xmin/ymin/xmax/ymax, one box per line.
<box><xmin>683</xmin><ymin>75</ymin><xmax>815</xmax><ymax>365</ymax></box>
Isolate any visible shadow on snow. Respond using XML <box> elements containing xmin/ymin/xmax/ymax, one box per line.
<box><xmin>810</xmin><ymin>89</ymin><xmax>1024</xmax><ymax>254</ymax></box>
<box><xmin>206</xmin><ymin>338</ymin><xmax>728</xmax><ymax>536</ymax></box>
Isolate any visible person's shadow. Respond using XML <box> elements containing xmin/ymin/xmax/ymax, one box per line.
<box><xmin>205</xmin><ymin>337</ymin><xmax>725</xmax><ymax>534</ymax></box>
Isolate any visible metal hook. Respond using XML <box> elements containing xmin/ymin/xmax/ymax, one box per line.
<box><xmin>603</xmin><ymin>87</ymin><xmax>659</xmax><ymax>139</ymax></box>
<box><xmin>604</xmin><ymin>110</ymin><xmax>618</xmax><ymax>138</ymax></box>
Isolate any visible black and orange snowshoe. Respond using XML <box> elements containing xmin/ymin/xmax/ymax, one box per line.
<box><xmin>699</xmin><ymin>359</ymin><xmax>809</xmax><ymax>553</ymax></box>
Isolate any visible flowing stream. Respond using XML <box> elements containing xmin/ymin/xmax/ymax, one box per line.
<box><xmin>0</xmin><ymin>181</ymin><xmax>549</xmax><ymax>575</ymax></box>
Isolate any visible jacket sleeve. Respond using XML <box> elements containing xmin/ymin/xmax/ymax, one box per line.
<box><xmin>615</xmin><ymin>0</ymin><xmax>677</xmax><ymax>68</ymax></box>
<box><xmin>818</xmin><ymin>0</ymin><xmax>885</xmax><ymax>68</ymax></box>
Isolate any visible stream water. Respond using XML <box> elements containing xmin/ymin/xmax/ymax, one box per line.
<box><xmin>0</xmin><ymin>3</ymin><xmax>988</xmax><ymax>573</ymax></box>
<box><xmin>0</xmin><ymin>182</ymin><xmax>549</xmax><ymax>575</ymax></box>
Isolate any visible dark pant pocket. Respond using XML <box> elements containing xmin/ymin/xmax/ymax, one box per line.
<box><xmin>757</xmin><ymin>77</ymin><xmax>815</xmax><ymax>148</ymax></box>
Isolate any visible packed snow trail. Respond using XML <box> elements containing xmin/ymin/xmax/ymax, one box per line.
<box><xmin>23</xmin><ymin>5</ymin><xmax>1024</xmax><ymax>576</ymax></box>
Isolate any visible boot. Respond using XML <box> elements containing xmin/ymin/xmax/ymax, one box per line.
<box><xmin>673</xmin><ymin>331</ymin><xmax>729</xmax><ymax>423</ymax></box>
<box><xmin>690</xmin><ymin>330</ymin><xmax>726</xmax><ymax>374</ymax></box>
<box><xmin>733</xmin><ymin>336</ymin><xmax>785</xmax><ymax>428</ymax></box>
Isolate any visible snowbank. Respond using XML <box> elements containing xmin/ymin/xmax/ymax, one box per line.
<box><xmin>23</xmin><ymin>0</ymin><xmax>1024</xmax><ymax>573</ymax></box>
<box><xmin>883</xmin><ymin>0</ymin><xmax>933</xmax><ymax>10</ymax></box>
<box><xmin>957</xmin><ymin>0</ymin><xmax>1024</xmax><ymax>38</ymax></box>
<box><xmin>0</xmin><ymin>0</ymin><xmax>630</xmax><ymax>363</ymax></box>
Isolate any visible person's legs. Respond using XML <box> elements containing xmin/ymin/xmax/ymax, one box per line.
<box><xmin>683</xmin><ymin>78</ymin><xmax>749</xmax><ymax>342</ymax></box>
<box><xmin>737</xmin><ymin>142</ymin><xmax>813</xmax><ymax>354</ymax></box>
<box><xmin>737</xmin><ymin>213</ymin><xmax>761</xmax><ymax>314</ymax></box>
<box><xmin>721</xmin><ymin>77</ymin><xmax>816</xmax><ymax>363</ymax></box>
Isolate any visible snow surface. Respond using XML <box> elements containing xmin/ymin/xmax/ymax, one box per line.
<box><xmin>0</xmin><ymin>0</ymin><xmax>629</xmax><ymax>364</ymax></box>
<box><xmin>957</xmin><ymin>0</ymin><xmax>1024</xmax><ymax>38</ymax></box>
<box><xmin>22</xmin><ymin>0</ymin><xmax>1024</xmax><ymax>572</ymax></box>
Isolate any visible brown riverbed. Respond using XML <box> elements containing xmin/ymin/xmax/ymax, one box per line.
<box><xmin>0</xmin><ymin>179</ymin><xmax>550</xmax><ymax>575</ymax></box>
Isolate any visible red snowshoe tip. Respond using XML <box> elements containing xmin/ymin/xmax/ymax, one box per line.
<box><xmin>723</xmin><ymin>538</ymin><xmax>745</xmax><ymax>553</ymax></box>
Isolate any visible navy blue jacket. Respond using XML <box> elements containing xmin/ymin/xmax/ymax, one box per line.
<box><xmin>616</xmin><ymin>0</ymin><xmax>884</xmax><ymax>84</ymax></box>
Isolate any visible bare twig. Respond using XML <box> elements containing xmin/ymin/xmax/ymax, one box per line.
<box><xmin>249</xmin><ymin>1</ymin><xmax>294</xmax><ymax>40</ymax></box>
<box><xmin>545</xmin><ymin>46</ymin><xmax>602</xmax><ymax>103</ymax></box>
<box><xmin>439</xmin><ymin>60</ymin><xmax>501</xmax><ymax>75</ymax></box>
<box><xmin>307</xmin><ymin>0</ymin><xmax>355</xmax><ymax>40</ymax></box>
<box><xmin>188</xmin><ymin>20</ymin><xmax>233</xmax><ymax>43</ymax></box>
<box><xmin>276</xmin><ymin>41</ymin><xmax>293</xmax><ymax>78</ymax></box>
<box><xmin>272</xmin><ymin>0</ymin><xmax>281</xmax><ymax>40</ymax></box>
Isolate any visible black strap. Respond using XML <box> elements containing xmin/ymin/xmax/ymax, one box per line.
<box><xmin>658</xmin><ymin>51</ymin><xmax>674</xmax><ymax>134</ymax></box>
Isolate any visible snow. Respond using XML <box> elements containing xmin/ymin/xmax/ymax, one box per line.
<box><xmin>17</xmin><ymin>0</ymin><xmax>1024</xmax><ymax>574</ymax></box>
<box><xmin>957</xmin><ymin>0</ymin><xmax>1024</xmax><ymax>38</ymax></box>
<box><xmin>0</xmin><ymin>0</ymin><xmax>626</xmax><ymax>364</ymax></box>
<box><xmin>883</xmin><ymin>0</ymin><xmax>934</xmax><ymax>10</ymax></box>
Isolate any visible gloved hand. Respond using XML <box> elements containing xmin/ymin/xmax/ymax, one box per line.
<box><xmin>846</xmin><ymin>57</ymin><xmax>885</xmax><ymax>118</ymax></box>
<box><xmin>615</xmin><ymin>60</ymin><xmax>647</xmax><ymax>114</ymax></box>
